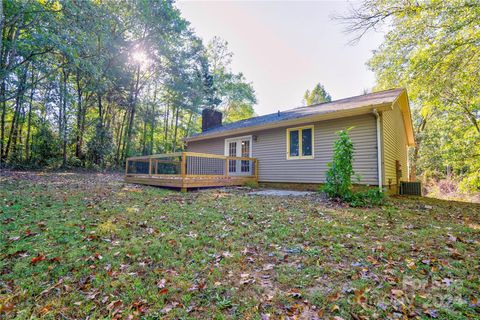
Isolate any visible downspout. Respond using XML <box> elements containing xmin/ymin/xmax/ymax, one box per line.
<box><xmin>372</xmin><ymin>109</ymin><xmax>382</xmax><ymax>191</ymax></box>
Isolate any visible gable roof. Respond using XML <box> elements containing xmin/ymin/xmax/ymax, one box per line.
<box><xmin>186</xmin><ymin>88</ymin><xmax>415</xmax><ymax>146</ymax></box>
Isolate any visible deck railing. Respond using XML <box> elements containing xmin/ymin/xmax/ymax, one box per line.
<box><xmin>125</xmin><ymin>152</ymin><xmax>258</xmax><ymax>179</ymax></box>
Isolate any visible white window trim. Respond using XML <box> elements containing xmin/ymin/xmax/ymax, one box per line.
<box><xmin>224</xmin><ymin>135</ymin><xmax>253</xmax><ymax>157</ymax></box>
<box><xmin>286</xmin><ymin>125</ymin><xmax>314</xmax><ymax>160</ymax></box>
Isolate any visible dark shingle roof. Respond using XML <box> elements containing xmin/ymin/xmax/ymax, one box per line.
<box><xmin>188</xmin><ymin>88</ymin><xmax>404</xmax><ymax>140</ymax></box>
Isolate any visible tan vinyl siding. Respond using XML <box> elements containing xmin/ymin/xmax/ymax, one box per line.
<box><xmin>382</xmin><ymin>102</ymin><xmax>408</xmax><ymax>186</ymax></box>
<box><xmin>187</xmin><ymin>114</ymin><xmax>378</xmax><ymax>185</ymax></box>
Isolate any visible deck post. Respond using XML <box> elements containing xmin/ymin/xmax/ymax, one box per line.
<box><xmin>181</xmin><ymin>152</ymin><xmax>187</xmax><ymax>192</ymax></box>
<box><xmin>149</xmin><ymin>158</ymin><xmax>152</xmax><ymax>177</ymax></box>
<box><xmin>224</xmin><ymin>157</ymin><xmax>229</xmax><ymax>177</ymax></box>
<box><xmin>181</xmin><ymin>152</ymin><xmax>186</xmax><ymax>177</ymax></box>
<box><xmin>125</xmin><ymin>159</ymin><xmax>129</xmax><ymax>176</ymax></box>
<box><xmin>254</xmin><ymin>159</ymin><xmax>259</xmax><ymax>181</ymax></box>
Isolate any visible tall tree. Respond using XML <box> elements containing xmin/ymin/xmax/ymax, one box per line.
<box><xmin>341</xmin><ymin>0</ymin><xmax>480</xmax><ymax>192</ymax></box>
<box><xmin>0</xmin><ymin>0</ymin><xmax>257</xmax><ymax>169</ymax></box>
<box><xmin>303</xmin><ymin>83</ymin><xmax>332</xmax><ymax>105</ymax></box>
<box><xmin>205</xmin><ymin>37</ymin><xmax>256</xmax><ymax>123</ymax></box>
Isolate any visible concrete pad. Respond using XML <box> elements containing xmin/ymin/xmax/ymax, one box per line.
<box><xmin>248</xmin><ymin>189</ymin><xmax>316</xmax><ymax>197</ymax></box>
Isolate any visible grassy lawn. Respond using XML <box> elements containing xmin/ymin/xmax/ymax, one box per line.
<box><xmin>1</xmin><ymin>172</ymin><xmax>479</xmax><ymax>319</ymax></box>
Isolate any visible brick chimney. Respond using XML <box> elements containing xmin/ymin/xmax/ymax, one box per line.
<box><xmin>202</xmin><ymin>108</ymin><xmax>222</xmax><ymax>132</ymax></box>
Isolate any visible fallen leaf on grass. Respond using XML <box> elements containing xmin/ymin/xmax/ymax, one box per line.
<box><xmin>222</xmin><ymin>251</ymin><xmax>233</xmax><ymax>258</ymax></box>
<box><xmin>447</xmin><ymin>247</ymin><xmax>462</xmax><ymax>259</ymax></box>
<box><xmin>49</xmin><ymin>257</ymin><xmax>61</xmax><ymax>263</ymax></box>
<box><xmin>327</xmin><ymin>292</ymin><xmax>341</xmax><ymax>302</ymax></box>
<box><xmin>330</xmin><ymin>304</ymin><xmax>340</xmax><ymax>312</ymax></box>
<box><xmin>442</xmin><ymin>278</ymin><xmax>453</xmax><ymax>287</ymax></box>
<box><xmin>161</xmin><ymin>301</ymin><xmax>181</xmax><ymax>314</ymax></box>
<box><xmin>424</xmin><ymin>308</ymin><xmax>438</xmax><ymax>318</ymax></box>
<box><xmin>287</xmin><ymin>289</ymin><xmax>302</xmax><ymax>299</ymax></box>
<box><xmin>156</xmin><ymin>279</ymin><xmax>166</xmax><ymax>289</ymax></box>
<box><xmin>353</xmin><ymin>289</ymin><xmax>367</xmax><ymax>305</ymax></box>
<box><xmin>0</xmin><ymin>301</ymin><xmax>15</xmax><ymax>313</ymax></box>
<box><xmin>262</xmin><ymin>263</ymin><xmax>275</xmax><ymax>271</ymax></box>
<box><xmin>391</xmin><ymin>289</ymin><xmax>404</xmax><ymax>297</ymax></box>
<box><xmin>131</xmin><ymin>300</ymin><xmax>148</xmax><ymax>315</ymax></box>
<box><xmin>159</xmin><ymin>288</ymin><xmax>169</xmax><ymax>295</ymax></box>
<box><xmin>188</xmin><ymin>282</ymin><xmax>206</xmax><ymax>291</ymax></box>
<box><xmin>239</xmin><ymin>273</ymin><xmax>255</xmax><ymax>285</ymax></box>
<box><xmin>367</xmin><ymin>255</ymin><xmax>379</xmax><ymax>265</ymax></box>
<box><xmin>405</xmin><ymin>258</ymin><xmax>416</xmax><ymax>270</ymax></box>
<box><xmin>107</xmin><ymin>300</ymin><xmax>123</xmax><ymax>312</ymax></box>
<box><xmin>31</xmin><ymin>254</ymin><xmax>46</xmax><ymax>265</ymax></box>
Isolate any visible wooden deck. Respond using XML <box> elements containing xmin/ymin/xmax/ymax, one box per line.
<box><xmin>124</xmin><ymin>152</ymin><xmax>258</xmax><ymax>191</ymax></box>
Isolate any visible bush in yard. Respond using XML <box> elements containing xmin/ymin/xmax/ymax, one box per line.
<box><xmin>348</xmin><ymin>188</ymin><xmax>385</xmax><ymax>207</ymax></box>
<box><xmin>322</xmin><ymin>128</ymin><xmax>385</xmax><ymax>206</ymax></box>
<box><xmin>322</xmin><ymin>128</ymin><xmax>355</xmax><ymax>199</ymax></box>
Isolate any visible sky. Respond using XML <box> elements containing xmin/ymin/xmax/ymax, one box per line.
<box><xmin>176</xmin><ymin>1</ymin><xmax>385</xmax><ymax>116</ymax></box>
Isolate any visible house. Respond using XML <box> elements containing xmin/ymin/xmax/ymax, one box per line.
<box><xmin>185</xmin><ymin>88</ymin><xmax>415</xmax><ymax>192</ymax></box>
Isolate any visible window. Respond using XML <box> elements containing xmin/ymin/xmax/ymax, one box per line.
<box><xmin>286</xmin><ymin>125</ymin><xmax>314</xmax><ymax>159</ymax></box>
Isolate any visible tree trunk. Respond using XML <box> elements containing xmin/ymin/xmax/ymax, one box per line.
<box><xmin>185</xmin><ymin>111</ymin><xmax>193</xmax><ymax>138</ymax></box>
<box><xmin>409</xmin><ymin>116</ymin><xmax>427</xmax><ymax>182</ymax></box>
<box><xmin>116</xmin><ymin>110</ymin><xmax>127</xmax><ymax>165</ymax></box>
<box><xmin>0</xmin><ymin>6</ymin><xmax>5</xmax><ymax>164</ymax></box>
<box><xmin>75</xmin><ymin>71</ymin><xmax>83</xmax><ymax>158</ymax></box>
<box><xmin>149</xmin><ymin>103</ymin><xmax>155</xmax><ymax>155</ymax></box>
<box><xmin>141</xmin><ymin>116</ymin><xmax>147</xmax><ymax>155</ymax></box>
<box><xmin>58</xmin><ymin>77</ymin><xmax>63</xmax><ymax>139</ymax></box>
<box><xmin>124</xmin><ymin>65</ymin><xmax>141</xmax><ymax>159</ymax></box>
<box><xmin>172</xmin><ymin>106</ymin><xmax>180</xmax><ymax>152</ymax></box>
<box><xmin>25</xmin><ymin>74</ymin><xmax>34</xmax><ymax>161</ymax></box>
<box><xmin>5</xmin><ymin>66</ymin><xmax>27</xmax><ymax>160</ymax></box>
<box><xmin>0</xmin><ymin>80</ymin><xmax>6</xmax><ymax>163</ymax></box>
<box><xmin>98</xmin><ymin>93</ymin><xmax>103</xmax><ymax>127</ymax></box>
<box><xmin>163</xmin><ymin>104</ymin><xmax>169</xmax><ymax>151</ymax></box>
<box><xmin>62</xmin><ymin>68</ymin><xmax>68</xmax><ymax>167</ymax></box>
<box><xmin>14</xmin><ymin>101</ymin><xmax>25</xmax><ymax>159</ymax></box>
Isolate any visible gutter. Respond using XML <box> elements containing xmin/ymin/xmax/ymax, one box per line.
<box><xmin>372</xmin><ymin>109</ymin><xmax>383</xmax><ymax>190</ymax></box>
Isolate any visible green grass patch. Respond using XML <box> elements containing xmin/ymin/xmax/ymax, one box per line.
<box><xmin>1</xmin><ymin>171</ymin><xmax>479</xmax><ymax>319</ymax></box>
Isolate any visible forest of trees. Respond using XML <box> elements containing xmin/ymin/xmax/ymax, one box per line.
<box><xmin>0</xmin><ymin>1</ymin><xmax>256</xmax><ymax>169</ymax></box>
<box><xmin>342</xmin><ymin>0</ymin><xmax>479</xmax><ymax>193</ymax></box>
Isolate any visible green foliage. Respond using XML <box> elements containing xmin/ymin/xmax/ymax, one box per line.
<box><xmin>243</xmin><ymin>180</ymin><xmax>259</xmax><ymax>189</ymax></box>
<box><xmin>343</xmin><ymin>0</ymin><xmax>480</xmax><ymax>194</ymax></box>
<box><xmin>347</xmin><ymin>188</ymin><xmax>385</xmax><ymax>207</ymax></box>
<box><xmin>0</xmin><ymin>1</ymin><xmax>257</xmax><ymax>168</ymax></box>
<box><xmin>86</xmin><ymin>122</ymin><xmax>113</xmax><ymax>167</ymax></box>
<box><xmin>322</xmin><ymin>128</ymin><xmax>386</xmax><ymax>206</ymax></box>
<box><xmin>205</xmin><ymin>37</ymin><xmax>256</xmax><ymax>123</ymax></box>
<box><xmin>322</xmin><ymin>128</ymin><xmax>355</xmax><ymax>199</ymax></box>
<box><xmin>30</xmin><ymin>124</ymin><xmax>61</xmax><ymax>167</ymax></box>
<box><xmin>458</xmin><ymin>170</ymin><xmax>480</xmax><ymax>193</ymax></box>
<box><xmin>303</xmin><ymin>83</ymin><xmax>332</xmax><ymax>105</ymax></box>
